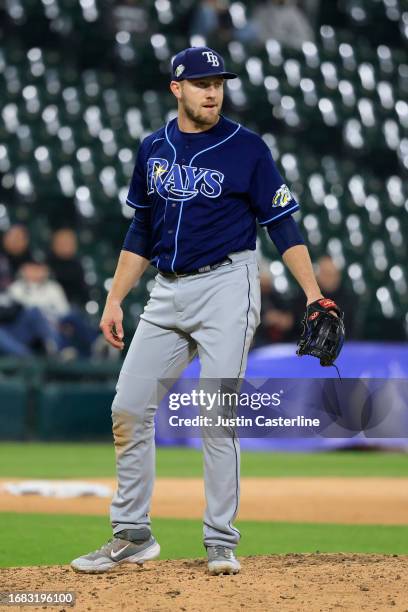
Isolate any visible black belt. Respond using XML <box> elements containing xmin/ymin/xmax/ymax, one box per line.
<box><xmin>159</xmin><ymin>257</ymin><xmax>232</xmax><ymax>279</ymax></box>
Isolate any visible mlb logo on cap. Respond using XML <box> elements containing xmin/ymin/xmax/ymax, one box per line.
<box><xmin>171</xmin><ymin>47</ymin><xmax>237</xmax><ymax>81</ymax></box>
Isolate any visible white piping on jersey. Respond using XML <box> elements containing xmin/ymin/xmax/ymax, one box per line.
<box><xmin>151</xmin><ymin>137</ymin><xmax>165</xmax><ymax>145</ymax></box>
<box><xmin>164</xmin><ymin>121</ymin><xmax>178</xmax><ymax>165</ymax></box>
<box><xmin>126</xmin><ymin>196</ymin><xmax>151</xmax><ymax>209</ymax></box>
<box><xmin>189</xmin><ymin>123</ymin><xmax>241</xmax><ymax>166</ymax></box>
<box><xmin>171</xmin><ymin>201</ymin><xmax>184</xmax><ymax>271</ymax></box>
<box><xmin>258</xmin><ymin>202</ymin><xmax>300</xmax><ymax>225</ymax></box>
<box><xmin>158</xmin><ymin>122</ymin><xmax>178</xmax><ymax>269</ymax></box>
<box><xmin>163</xmin><ymin>120</ymin><xmax>241</xmax><ymax>271</ymax></box>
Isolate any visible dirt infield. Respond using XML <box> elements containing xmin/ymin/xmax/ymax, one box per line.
<box><xmin>1</xmin><ymin>477</ymin><xmax>408</xmax><ymax>524</ymax></box>
<box><xmin>1</xmin><ymin>554</ymin><xmax>408</xmax><ymax>612</ymax></box>
<box><xmin>1</xmin><ymin>478</ymin><xmax>408</xmax><ymax>611</ymax></box>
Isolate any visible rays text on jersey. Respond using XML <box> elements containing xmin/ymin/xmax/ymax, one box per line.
<box><xmin>147</xmin><ymin>157</ymin><xmax>225</xmax><ymax>201</ymax></box>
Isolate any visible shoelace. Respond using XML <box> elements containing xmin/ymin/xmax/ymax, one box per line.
<box><xmin>89</xmin><ymin>538</ymin><xmax>114</xmax><ymax>555</ymax></box>
<box><xmin>212</xmin><ymin>546</ymin><xmax>232</xmax><ymax>558</ymax></box>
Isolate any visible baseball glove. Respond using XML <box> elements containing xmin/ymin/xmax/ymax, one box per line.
<box><xmin>297</xmin><ymin>298</ymin><xmax>345</xmax><ymax>366</ymax></box>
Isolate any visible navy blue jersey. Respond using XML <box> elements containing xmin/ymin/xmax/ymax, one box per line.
<box><xmin>123</xmin><ymin>115</ymin><xmax>300</xmax><ymax>273</ymax></box>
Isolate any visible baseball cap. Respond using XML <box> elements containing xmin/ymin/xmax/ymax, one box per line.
<box><xmin>171</xmin><ymin>47</ymin><xmax>237</xmax><ymax>81</ymax></box>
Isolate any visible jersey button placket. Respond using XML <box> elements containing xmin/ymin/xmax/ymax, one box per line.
<box><xmin>164</xmin><ymin>197</ymin><xmax>179</xmax><ymax>271</ymax></box>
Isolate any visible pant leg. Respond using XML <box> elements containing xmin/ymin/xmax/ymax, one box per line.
<box><xmin>0</xmin><ymin>307</ymin><xmax>58</xmax><ymax>356</ymax></box>
<box><xmin>11</xmin><ymin>307</ymin><xmax>61</xmax><ymax>351</ymax></box>
<box><xmin>110</xmin><ymin>318</ymin><xmax>196</xmax><ymax>535</ymax></box>
<box><xmin>58</xmin><ymin>309</ymin><xmax>98</xmax><ymax>357</ymax></box>
<box><xmin>0</xmin><ymin>327</ymin><xmax>32</xmax><ymax>357</ymax></box>
<box><xmin>190</xmin><ymin>261</ymin><xmax>261</xmax><ymax>549</ymax></box>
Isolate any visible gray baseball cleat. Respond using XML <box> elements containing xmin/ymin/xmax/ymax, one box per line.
<box><xmin>207</xmin><ymin>545</ymin><xmax>241</xmax><ymax>575</ymax></box>
<box><xmin>70</xmin><ymin>532</ymin><xmax>160</xmax><ymax>574</ymax></box>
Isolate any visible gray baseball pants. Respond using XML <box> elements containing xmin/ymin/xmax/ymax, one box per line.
<box><xmin>110</xmin><ymin>249</ymin><xmax>261</xmax><ymax>549</ymax></box>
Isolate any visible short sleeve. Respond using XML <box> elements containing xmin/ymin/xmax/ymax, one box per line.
<box><xmin>126</xmin><ymin>142</ymin><xmax>151</xmax><ymax>210</ymax></box>
<box><xmin>249</xmin><ymin>149</ymin><xmax>300</xmax><ymax>226</ymax></box>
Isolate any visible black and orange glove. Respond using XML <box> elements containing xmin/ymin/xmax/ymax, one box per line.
<box><xmin>297</xmin><ymin>298</ymin><xmax>345</xmax><ymax>366</ymax></box>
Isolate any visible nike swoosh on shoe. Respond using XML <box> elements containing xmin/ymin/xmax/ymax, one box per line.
<box><xmin>110</xmin><ymin>543</ymin><xmax>132</xmax><ymax>560</ymax></box>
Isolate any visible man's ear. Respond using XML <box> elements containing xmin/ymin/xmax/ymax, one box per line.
<box><xmin>170</xmin><ymin>80</ymin><xmax>182</xmax><ymax>100</ymax></box>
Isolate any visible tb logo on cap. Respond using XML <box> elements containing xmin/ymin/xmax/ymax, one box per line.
<box><xmin>202</xmin><ymin>51</ymin><xmax>220</xmax><ymax>67</ymax></box>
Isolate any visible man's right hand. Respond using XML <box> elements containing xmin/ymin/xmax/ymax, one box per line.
<box><xmin>99</xmin><ymin>300</ymin><xmax>125</xmax><ymax>350</ymax></box>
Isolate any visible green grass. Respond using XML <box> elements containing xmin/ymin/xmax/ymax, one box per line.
<box><xmin>0</xmin><ymin>443</ymin><xmax>407</xmax><ymax>478</ymax></box>
<box><xmin>0</xmin><ymin>513</ymin><xmax>407</xmax><ymax>568</ymax></box>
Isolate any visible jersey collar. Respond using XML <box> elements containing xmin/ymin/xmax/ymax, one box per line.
<box><xmin>170</xmin><ymin>115</ymin><xmax>237</xmax><ymax>146</ymax></box>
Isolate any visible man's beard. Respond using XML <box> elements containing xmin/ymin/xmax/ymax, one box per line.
<box><xmin>182</xmin><ymin>99</ymin><xmax>219</xmax><ymax>127</ymax></box>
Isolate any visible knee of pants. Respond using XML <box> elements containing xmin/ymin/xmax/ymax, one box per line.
<box><xmin>111</xmin><ymin>405</ymin><xmax>155</xmax><ymax>455</ymax></box>
<box><xmin>111</xmin><ymin>395</ymin><xmax>156</xmax><ymax>425</ymax></box>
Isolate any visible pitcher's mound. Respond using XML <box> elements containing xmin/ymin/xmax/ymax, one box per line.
<box><xmin>2</xmin><ymin>554</ymin><xmax>408</xmax><ymax>611</ymax></box>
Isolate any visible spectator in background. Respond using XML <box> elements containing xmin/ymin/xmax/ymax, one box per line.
<box><xmin>9</xmin><ymin>260</ymin><xmax>98</xmax><ymax>358</ymax></box>
<box><xmin>251</xmin><ymin>0</ymin><xmax>315</xmax><ymax>50</ymax></box>
<box><xmin>9</xmin><ymin>260</ymin><xmax>70</xmax><ymax>323</ymax></box>
<box><xmin>190</xmin><ymin>0</ymin><xmax>235</xmax><ymax>44</ymax></box>
<box><xmin>298</xmin><ymin>0</ymin><xmax>320</xmax><ymax>31</ymax></box>
<box><xmin>112</xmin><ymin>0</ymin><xmax>149</xmax><ymax>34</ymax></box>
<box><xmin>314</xmin><ymin>255</ymin><xmax>355</xmax><ymax>335</ymax></box>
<box><xmin>1</xmin><ymin>224</ymin><xmax>33</xmax><ymax>276</ymax></box>
<box><xmin>47</xmin><ymin>228</ymin><xmax>89</xmax><ymax>307</ymax></box>
<box><xmin>0</xmin><ymin>254</ymin><xmax>11</xmax><ymax>291</ymax></box>
<box><xmin>0</xmin><ymin>299</ymin><xmax>59</xmax><ymax>358</ymax></box>
<box><xmin>254</xmin><ymin>263</ymin><xmax>296</xmax><ymax>346</ymax></box>
<box><xmin>0</xmin><ymin>255</ymin><xmax>60</xmax><ymax>358</ymax></box>
<box><xmin>255</xmin><ymin>254</ymin><xmax>356</xmax><ymax>346</ymax></box>
<box><xmin>290</xmin><ymin>255</ymin><xmax>356</xmax><ymax>337</ymax></box>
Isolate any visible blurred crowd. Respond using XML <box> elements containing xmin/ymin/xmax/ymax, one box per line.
<box><xmin>0</xmin><ymin>0</ymin><xmax>405</xmax><ymax>361</ymax></box>
<box><xmin>254</xmin><ymin>252</ymin><xmax>356</xmax><ymax>347</ymax></box>
<box><xmin>0</xmin><ymin>224</ymin><xmax>103</xmax><ymax>360</ymax></box>
<box><xmin>188</xmin><ymin>0</ymin><xmax>316</xmax><ymax>50</ymax></box>
<box><xmin>111</xmin><ymin>0</ymin><xmax>324</xmax><ymax>51</ymax></box>
<box><xmin>0</xmin><ymin>222</ymin><xmax>352</xmax><ymax>361</ymax></box>
<box><xmin>0</xmin><ymin>224</ymin><xmax>404</xmax><ymax>361</ymax></box>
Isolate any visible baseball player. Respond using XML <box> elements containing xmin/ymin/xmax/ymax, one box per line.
<box><xmin>71</xmin><ymin>46</ymin><xmax>343</xmax><ymax>576</ymax></box>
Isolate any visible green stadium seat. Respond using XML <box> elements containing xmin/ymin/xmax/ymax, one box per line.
<box><xmin>37</xmin><ymin>382</ymin><xmax>115</xmax><ymax>440</ymax></box>
<box><xmin>0</xmin><ymin>378</ymin><xmax>28</xmax><ymax>440</ymax></box>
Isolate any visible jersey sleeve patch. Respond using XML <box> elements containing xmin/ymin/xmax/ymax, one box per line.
<box><xmin>249</xmin><ymin>148</ymin><xmax>300</xmax><ymax>226</ymax></box>
<box><xmin>272</xmin><ymin>184</ymin><xmax>292</xmax><ymax>208</ymax></box>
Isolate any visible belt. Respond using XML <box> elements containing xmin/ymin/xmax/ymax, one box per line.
<box><xmin>159</xmin><ymin>257</ymin><xmax>232</xmax><ymax>279</ymax></box>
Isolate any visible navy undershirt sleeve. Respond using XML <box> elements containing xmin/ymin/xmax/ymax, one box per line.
<box><xmin>266</xmin><ymin>215</ymin><xmax>305</xmax><ymax>256</ymax></box>
<box><xmin>122</xmin><ymin>209</ymin><xmax>152</xmax><ymax>260</ymax></box>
